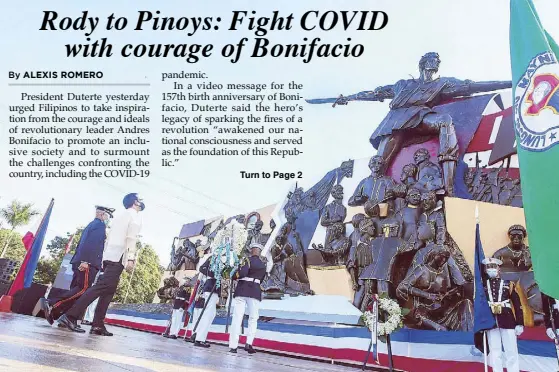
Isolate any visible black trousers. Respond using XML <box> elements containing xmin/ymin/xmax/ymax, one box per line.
<box><xmin>48</xmin><ymin>264</ymin><xmax>98</xmax><ymax>319</ymax></box>
<box><xmin>66</xmin><ymin>260</ymin><xmax>124</xmax><ymax>327</ymax></box>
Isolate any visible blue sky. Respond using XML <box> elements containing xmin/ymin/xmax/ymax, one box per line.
<box><xmin>0</xmin><ymin>0</ymin><xmax>558</xmax><ymax>266</ymax></box>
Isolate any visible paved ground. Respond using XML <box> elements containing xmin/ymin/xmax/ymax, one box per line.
<box><xmin>0</xmin><ymin>313</ymin><xmax>362</xmax><ymax>372</ymax></box>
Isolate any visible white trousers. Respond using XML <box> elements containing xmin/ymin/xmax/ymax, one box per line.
<box><xmin>83</xmin><ymin>298</ymin><xmax>99</xmax><ymax>322</ymax></box>
<box><xmin>194</xmin><ymin>292</ymin><xmax>218</xmax><ymax>342</ymax></box>
<box><xmin>186</xmin><ymin>307</ymin><xmax>201</xmax><ymax>333</ymax></box>
<box><xmin>228</xmin><ymin>296</ymin><xmax>260</xmax><ymax>349</ymax></box>
<box><xmin>169</xmin><ymin>308</ymin><xmax>184</xmax><ymax>336</ymax></box>
<box><xmin>487</xmin><ymin>328</ymin><xmax>520</xmax><ymax>372</ymax></box>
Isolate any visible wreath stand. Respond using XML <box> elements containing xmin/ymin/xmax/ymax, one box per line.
<box><xmin>361</xmin><ymin>295</ymin><xmax>396</xmax><ymax>371</ymax></box>
<box><xmin>361</xmin><ymin>329</ymin><xmax>394</xmax><ymax>371</ymax></box>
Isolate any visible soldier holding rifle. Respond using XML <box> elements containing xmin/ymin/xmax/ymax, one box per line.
<box><xmin>228</xmin><ymin>243</ymin><xmax>267</xmax><ymax>354</ymax></box>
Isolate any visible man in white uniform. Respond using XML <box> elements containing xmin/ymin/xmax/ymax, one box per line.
<box><xmin>58</xmin><ymin>193</ymin><xmax>144</xmax><ymax>336</ymax></box>
<box><xmin>482</xmin><ymin>258</ymin><xmax>524</xmax><ymax>372</ymax></box>
<box><xmin>185</xmin><ymin>244</ymin><xmax>211</xmax><ymax>342</ymax></box>
<box><xmin>228</xmin><ymin>243</ymin><xmax>267</xmax><ymax>354</ymax></box>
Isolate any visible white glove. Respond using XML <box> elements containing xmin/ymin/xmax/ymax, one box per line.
<box><xmin>514</xmin><ymin>325</ymin><xmax>524</xmax><ymax>336</ymax></box>
<box><xmin>546</xmin><ymin>328</ymin><xmax>557</xmax><ymax>339</ymax></box>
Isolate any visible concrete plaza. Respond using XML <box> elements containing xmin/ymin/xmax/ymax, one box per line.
<box><xmin>0</xmin><ymin>313</ymin><xmax>365</xmax><ymax>372</ymax></box>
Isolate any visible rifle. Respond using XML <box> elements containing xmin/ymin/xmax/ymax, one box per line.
<box><xmin>225</xmin><ymin>266</ymin><xmax>239</xmax><ymax>334</ymax></box>
<box><xmin>191</xmin><ymin>281</ymin><xmax>218</xmax><ymax>336</ymax></box>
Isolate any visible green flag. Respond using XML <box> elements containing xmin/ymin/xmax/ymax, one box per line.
<box><xmin>510</xmin><ymin>0</ymin><xmax>559</xmax><ymax>299</ymax></box>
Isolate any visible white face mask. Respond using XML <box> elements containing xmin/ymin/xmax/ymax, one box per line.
<box><xmin>486</xmin><ymin>268</ymin><xmax>499</xmax><ymax>278</ymax></box>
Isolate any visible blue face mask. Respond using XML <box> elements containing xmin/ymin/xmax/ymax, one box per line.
<box><xmin>104</xmin><ymin>219</ymin><xmax>110</xmax><ymax>227</ymax></box>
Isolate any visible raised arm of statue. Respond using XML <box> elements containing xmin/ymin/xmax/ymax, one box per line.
<box><xmin>441</xmin><ymin>78</ymin><xmax>512</xmax><ymax>99</ymax></box>
<box><xmin>305</xmin><ymin>84</ymin><xmax>395</xmax><ymax>106</ymax></box>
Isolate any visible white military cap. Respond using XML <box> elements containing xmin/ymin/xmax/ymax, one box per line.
<box><xmin>482</xmin><ymin>258</ymin><xmax>503</xmax><ymax>266</ymax></box>
<box><xmin>250</xmin><ymin>243</ymin><xmax>264</xmax><ymax>250</ymax></box>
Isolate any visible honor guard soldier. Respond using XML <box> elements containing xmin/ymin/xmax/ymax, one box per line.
<box><xmin>186</xmin><ymin>244</ymin><xmax>211</xmax><ymax>342</ymax></box>
<box><xmin>483</xmin><ymin>258</ymin><xmax>524</xmax><ymax>372</ymax></box>
<box><xmin>193</xmin><ymin>255</ymin><xmax>221</xmax><ymax>348</ymax></box>
<box><xmin>165</xmin><ymin>277</ymin><xmax>192</xmax><ymax>339</ymax></box>
<box><xmin>542</xmin><ymin>292</ymin><xmax>559</xmax><ymax>340</ymax></box>
<box><xmin>228</xmin><ymin>243</ymin><xmax>267</xmax><ymax>354</ymax></box>
<box><xmin>41</xmin><ymin>205</ymin><xmax>114</xmax><ymax>325</ymax></box>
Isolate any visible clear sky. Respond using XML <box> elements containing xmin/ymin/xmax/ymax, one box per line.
<box><xmin>0</xmin><ymin>0</ymin><xmax>558</xmax><ymax>266</ymax></box>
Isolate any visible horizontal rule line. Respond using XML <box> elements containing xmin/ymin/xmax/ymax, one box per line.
<box><xmin>8</xmin><ymin>83</ymin><xmax>151</xmax><ymax>86</ymax></box>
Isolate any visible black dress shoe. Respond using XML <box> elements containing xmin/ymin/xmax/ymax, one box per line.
<box><xmin>168</xmin><ymin>335</ymin><xmax>177</xmax><ymax>339</ymax></box>
<box><xmin>229</xmin><ymin>348</ymin><xmax>237</xmax><ymax>353</ymax></box>
<box><xmin>194</xmin><ymin>341</ymin><xmax>210</xmax><ymax>348</ymax></box>
<box><xmin>244</xmin><ymin>344</ymin><xmax>256</xmax><ymax>354</ymax></box>
<box><xmin>40</xmin><ymin>298</ymin><xmax>53</xmax><ymax>325</ymax></box>
<box><xmin>81</xmin><ymin>320</ymin><xmax>92</xmax><ymax>326</ymax></box>
<box><xmin>90</xmin><ymin>326</ymin><xmax>113</xmax><ymax>336</ymax></box>
<box><xmin>58</xmin><ymin>315</ymin><xmax>85</xmax><ymax>333</ymax></box>
<box><xmin>185</xmin><ymin>333</ymin><xmax>196</xmax><ymax>343</ymax></box>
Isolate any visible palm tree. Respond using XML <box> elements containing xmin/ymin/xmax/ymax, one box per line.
<box><xmin>0</xmin><ymin>200</ymin><xmax>40</xmax><ymax>258</ymax></box>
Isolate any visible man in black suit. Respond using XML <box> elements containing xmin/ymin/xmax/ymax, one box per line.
<box><xmin>228</xmin><ymin>243</ymin><xmax>267</xmax><ymax>354</ymax></box>
<box><xmin>40</xmin><ymin>205</ymin><xmax>114</xmax><ymax>325</ymax></box>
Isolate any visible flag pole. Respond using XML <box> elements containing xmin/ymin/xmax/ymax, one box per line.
<box><xmin>477</xmin><ymin>204</ymin><xmax>489</xmax><ymax>372</ymax></box>
<box><xmin>483</xmin><ymin>331</ymin><xmax>489</xmax><ymax>372</ymax></box>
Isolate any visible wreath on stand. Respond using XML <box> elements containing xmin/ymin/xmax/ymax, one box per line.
<box><xmin>209</xmin><ymin>220</ymin><xmax>249</xmax><ymax>290</ymax></box>
<box><xmin>361</xmin><ymin>294</ymin><xmax>410</xmax><ymax>343</ymax></box>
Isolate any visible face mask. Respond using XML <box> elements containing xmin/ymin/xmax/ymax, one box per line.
<box><xmin>104</xmin><ymin>219</ymin><xmax>110</xmax><ymax>227</ymax></box>
<box><xmin>486</xmin><ymin>268</ymin><xmax>498</xmax><ymax>278</ymax></box>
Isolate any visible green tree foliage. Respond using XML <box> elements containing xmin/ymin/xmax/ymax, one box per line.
<box><xmin>34</xmin><ymin>258</ymin><xmax>60</xmax><ymax>285</ymax></box>
<box><xmin>0</xmin><ymin>200</ymin><xmax>40</xmax><ymax>258</ymax></box>
<box><xmin>0</xmin><ymin>229</ymin><xmax>26</xmax><ymax>280</ymax></box>
<box><xmin>0</xmin><ymin>229</ymin><xmax>26</xmax><ymax>262</ymax></box>
<box><xmin>114</xmin><ymin>243</ymin><xmax>164</xmax><ymax>304</ymax></box>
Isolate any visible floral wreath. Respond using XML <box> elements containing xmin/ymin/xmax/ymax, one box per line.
<box><xmin>209</xmin><ymin>220</ymin><xmax>248</xmax><ymax>288</ymax></box>
<box><xmin>361</xmin><ymin>295</ymin><xmax>409</xmax><ymax>342</ymax></box>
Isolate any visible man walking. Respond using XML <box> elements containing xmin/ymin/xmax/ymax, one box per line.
<box><xmin>228</xmin><ymin>243</ymin><xmax>267</xmax><ymax>354</ymax></box>
<box><xmin>40</xmin><ymin>205</ymin><xmax>114</xmax><ymax>325</ymax></box>
<box><xmin>57</xmin><ymin>193</ymin><xmax>144</xmax><ymax>336</ymax></box>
